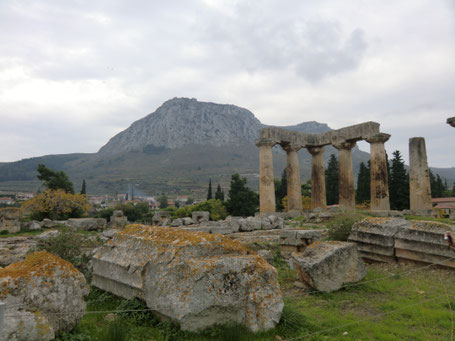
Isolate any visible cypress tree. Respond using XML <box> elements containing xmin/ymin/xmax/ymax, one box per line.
<box><xmin>275</xmin><ymin>169</ymin><xmax>287</xmax><ymax>211</ymax></box>
<box><xmin>325</xmin><ymin>154</ymin><xmax>339</xmax><ymax>205</ymax></box>
<box><xmin>225</xmin><ymin>173</ymin><xmax>259</xmax><ymax>216</ymax></box>
<box><xmin>207</xmin><ymin>178</ymin><xmax>213</xmax><ymax>200</ymax></box>
<box><xmin>80</xmin><ymin>179</ymin><xmax>86</xmax><ymax>195</ymax></box>
<box><xmin>356</xmin><ymin>162</ymin><xmax>370</xmax><ymax>203</ymax></box>
<box><xmin>215</xmin><ymin>184</ymin><xmax>224</xmax><ymax>201</ymax></box>
<box><xmin>389</xmin><ymin>150</ymin><xmax>409</xmax><ymax>210</ymax></box>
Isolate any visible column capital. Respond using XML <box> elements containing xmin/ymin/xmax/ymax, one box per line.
<box><xmin>307</xmin><ymin>145</ymin><xmax>325</xmax><ymax>155</ymax></box>
<box><xmin>255</xmin><ymin>138</ymin><xmax>276</xmax><ymax>148</ymax></box>
<box><xmin>333</xmin><ymin>140</ymin><xmax>356</xmax><ymax>150</ymax></box>
<box><xmin>365</xmin><ymin>133</ymin><xmax>391</xmax><ymax>144</ymax></box>
<box><xmin>282</xmin><ymin>143</ymin><xmax>301</xmax><ymax>152</ymax></box>
<box><xmin>447</xmin><ymin>117</ymin><xmax>455</xmax><ymax>128</ymax></box>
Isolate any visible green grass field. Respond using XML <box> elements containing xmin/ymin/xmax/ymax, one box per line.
<box><xmin>57</xmin><ymin>259</ymin><xmax>455</xmax><ymax>341</ymax></box>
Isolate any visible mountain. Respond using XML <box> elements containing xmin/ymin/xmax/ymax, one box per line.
<box><xmin>1</xmin><ymin>98</ymin><xmax>453</xmax><ymax>197</ymax></box>
<box><xmin>99</xmin><ymin>98</ymin><xmax>263</xmax><ymax>154</ymax></box>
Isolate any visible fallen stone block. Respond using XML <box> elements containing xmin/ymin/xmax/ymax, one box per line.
<box><xmin>68</xmin><ymin>217</ymin><xmax>107</xmax><ymax>230</ymax></box>
<box><xmin>192</xmin><ymin>211</ymin><xmax>210</xmax><ymax>223</ymax></box>
<box><xmin>170</xmin><ymin>218</ymin><xmax>183</xmax><ymax>227</ymax></box>
<box><xmin>182</xmin><ymin>217</ymin><xmax>194</xmax><ymax>225</ymax></box>
<box><xmin>1</xmin><ymin>251</ymin><xmax>89</xmax><ymax>341</ymax></box>
<box><xmin>152</xmin><ymin>211</ymin><xmax>171</xmax><ymax>226</ymax></box>
<box><xmin>92</xmin><ymin>224</ymin><xmax>283</xmax><ymax>332</ymax></box>
<box><xmin>292</xmin><ymin>241</ymin><xmax>366</xmax><ymax>293</ymax></box>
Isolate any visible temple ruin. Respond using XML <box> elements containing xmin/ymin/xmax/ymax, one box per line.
<box><xmin>256</xmin><ymin>122</ymin><xmax>391</xmax><ymax>213</ymax></box>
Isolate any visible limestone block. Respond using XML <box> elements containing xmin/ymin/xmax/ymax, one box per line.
<box><xmin>182</xmin><ymin>217</ymin><xmax>194</xmax><ymax>225</ymax></box>
<box><xmin>292</xmin><ymin>241</ymin><xmax>366</xmax><ymax>292</ymax></box>
<box><xmin>258</xmin><ymin>250</ymin><xmax>274</xmax><ymax>264</ymax></box>
<box><xmin>280</xmin><ymin>229</ymin><xmax>326</xmax><ymax>246</ymax></box>
<box><xmin>192</xmin><ymin>211</ymin><xmax>210</xmax><ymax>223</ymax></box>
<box><xmin>20</xmin><ymin>220</ymin><xmax>42</xmax><ymax>231</ymax></box>
<box><xmin>68</xmin><ymin>218</ymin><xmax>107</xmax><ymax>230</ymax></box>
<box><xmin>152</xmin><ymin>211</ymin><xmax>171</xmax><ymax>226</ymax></box>
<box><xmin>1</xmin><ymin>252</ymin><xmax>89</xmax><ymax>341</ymax></box>
<box><xmin>171</xmin><ymin>218</ymin><xmax>183</xmax><ymax>227</ymax></box>
<box><xmin>0</xmin><ymin>236</ymin><xmax>38</xmax><ymax>267</ymax></box>
<box><xmin>92</xmin><ymin>224</ymin><xmax>283</xmax><ymax>332</ymax></box>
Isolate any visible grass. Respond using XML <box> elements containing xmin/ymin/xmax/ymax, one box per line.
<box><xmin>0</xmin><ymin>228</ymin><xmax>45</xmax><ymax>238</ymax></box>
<box><xmin>405</xmin><ymin>215</ymin><xmax>455</xmax><ymax>225</ymax></box>
<box><xmin>57</xmin><ymin>258</ymin><xmax>455</xmax><ymax>341</ymax></box>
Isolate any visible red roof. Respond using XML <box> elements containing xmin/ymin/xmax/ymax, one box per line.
<box><xmin>434</xmin><ymin>203</ymin><xmax>455</xmax><ymax>209</ymax></box>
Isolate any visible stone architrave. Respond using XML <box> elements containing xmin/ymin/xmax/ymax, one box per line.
<box><xmin>409</xmin><ymin>137</ymin><xmax>432</xmax><ymax>212</ymax></box>
<box><xmin>307</xmin><ymin>146</ymin><xmax>326</xmax><ymax>210</ymax></box>
<box><xmin>447</xmin><ymin>117</ymin><xmax>455</xmax><ymax>128</ymax></box>
<box><xmin>366</xmin><ymin>133</ymin><xmax>391</xmax><ymax>210</ymax></box>
<box><xmin>283</xmin><ymin>143</ymin><xmax>303</xmax><ymax>212</ymax></box>
<box><xmin>333</xmin><ymin>141</ymin><xmax>356</xmax><ymax>210</ymax></box>
<box><xmin>255</xmin><ymin>138</ymin><xmax>276</xmax><ymax>213</ymax></box>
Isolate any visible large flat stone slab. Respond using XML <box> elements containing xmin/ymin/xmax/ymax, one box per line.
<box><xmin>92</xmin><ymin>224</ymin><xmax>283</xmax><ymax>332</ymax></box>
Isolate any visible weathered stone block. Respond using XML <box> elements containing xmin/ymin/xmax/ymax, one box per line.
<box><xmin>292</xmin><ymin>241</ymin><xmax>366</xmax><ymax>292</ymax></box>
<box><xmin>1</xmin><ymin>252</ymin><xmax>88</xmax><ymax>340</ymax></box>
<box><xmin>92</xmin><ymin>225</ymin><xmax>283</xmax><ymax>332</ymax></box>
<box><xmin>68</xmin><ymin>218</ymin><xmax>107</xmax><ymax>230</ymax></box>
<box><xmin>192</xmin><ymin>211</ymin><xmax>210</xmax><ymax>223</ymax></box>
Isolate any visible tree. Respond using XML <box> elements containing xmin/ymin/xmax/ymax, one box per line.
<box><xmin>275</xmin><ymin>169</ymin><xmax>287</xmax><ymax>211</ymax></box>
<box><xmin>325</xmin><ymin>154</ymin><xmax>339</xmax><ymax>205</ymax></box>
<box><xmin>225</xmin><ymin>173</ymin><xmax>259</xmax><ymax>216</ymax></box>
<box><xmin>22</xmin><ymin>189</ymin><xmax>89</xmax><ymax>220</ymax></box>
<box><xmin>159</xmin><ymin>195</ymin><xmax>168</xmax><ymax>209</ymax></box>
<box><xmin>215</xmin><ymin>184</ymin><xmax>224</xmax><ymax>201</ymax></box>
<box><xmin>37</xmin><ymin>164</ymin><xmax>74</xmax><ymax>194</ymax></box>
<box><xmin>430</xmin><ymin>170</ymin><xmax>447</xmax><ymax>198</ymax></box>
<box><xmin>207</xmin><ymin>178</ymin><xmax>213</xmax><ymax>200</ymax></box>
<box><xmin>80</xmin><ymin>179</ymin><xmax>86</xmax><ymax>195</ymax></box>
<box><xmin>185</xmin><ymin>197</ymin><xmax>194</xmax><ymax>205</ymax></box>
<box><xmin>301</xmin><ymin>179</ymin><xmax>311</xmax><ymax>197</ymax></box>
<box><xmin>389</xmin><ymin>150</ymin><xmax>409</xmax><ymax>210</ymax></box>
<box><xmin>356</xmin><ymin>162</ymin><xmax>370</xmax><ymax>204</ymax></box>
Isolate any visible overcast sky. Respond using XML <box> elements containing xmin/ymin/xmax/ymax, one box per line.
<box><xmin>1</xmin><ymin>0</ymin><xmax>454</xmax><ymax>167</ymax></box>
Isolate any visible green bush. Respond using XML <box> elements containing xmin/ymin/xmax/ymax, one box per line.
<box><xmin>34</xmin><ymin>228</ymin><xmax>102</xmax><ymax>281</ymax></box>
<box><xmin>326</xmin><ymin>212</ymin><xmax>365</xmax><ymax>241</ymax></box>
<box><xmin>174</xmin><ymin>199</ymin><xmax>227</xmax><ymax>221</ymax></box>
<box><xmin>98</xmin><ymin>320</ymin><xmax>129</xmax><ymax>341</ymax></box>
<box><xmin>93</xmin><ymin>207</ymin><xmax>114</xmax><ymax>222</ymax></box>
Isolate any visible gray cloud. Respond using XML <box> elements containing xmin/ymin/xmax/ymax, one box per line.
<box><xmin>0</xmin><ymin>0</ymin><xmax>454</xmax><ymax>168</ymax></box>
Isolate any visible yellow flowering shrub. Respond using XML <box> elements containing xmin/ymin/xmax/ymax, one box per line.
<box><xmin>22</xmin><ymin>190</ymin><xmax>90</xmax><ymax>220</ymax></box>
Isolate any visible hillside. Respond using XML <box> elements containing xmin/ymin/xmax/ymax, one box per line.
<box><xmin>0</xmin><ymin>98</ymin><xmax>452</xmax><ymax>196</ymax></box>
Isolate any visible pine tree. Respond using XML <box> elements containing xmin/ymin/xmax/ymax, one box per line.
<box><xmin>207</xmin><ymin>178</ymin><xmax>213</xmax><ymax>200</ymax></box>
<box><xmin>389</xmin><ymin>150</ymin><xmax>409</xmax><ymax>210</ymax></box>
<box><xmin>356</xmin><ymin>162</ymin><xmax>370</xmax><ymax>203</ymax></box>
<box><xmin>80</xmin><ymin>179</ymin><xmax>86</xmax><ymax>195</ymax></box>
<box><xmin>325</xmin><ymin>154</ymin><xmax>339</xmax><ymax>205</ymax></box>
<box><xmin>215</xmin><ymin>184</ymin><xmax>224</xmax><ymax>201</ymax></box>
<box><xmin>275</xmin><ymin>169</ymin><xmax>287</xmax><ymax>211</ymax></box>
<box><xmin>37</xmin><ymin>164</ymin><xmax>74</xmax><ymax>194</ymax></box>
<box><xmin>225</xmin><ymin>173</ymin><xmax>259</xmax><ymax>216</ymax></box>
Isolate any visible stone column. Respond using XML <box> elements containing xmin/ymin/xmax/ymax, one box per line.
<box><xmin>366</xmin><ymin>133</ymin><xmax>391</xmax><ymax>211</ymax></box>
<box><xmin>255</xmin><ymin>138</ymin><xmax>276</xmax><ymax>213</ymax></box>
<box><xmin>447</xmin><ymin>117</ymin><xmax>455</xmax><ymax>127</ymax></box>
<box><xmin>283</xmin><ymin>143</ymin><xmax>303</xmax><ymax>212</ymax></box>
<box><xmin>307</xmin><ymin>146</ymin><xmax>326</xmax><ymax>210</ymax></box>
<box><xmin>333</xmin><ymin>141</ymin><xmax>356</xmax><ymax>210</ymax></box>
<box><xmin>409</xmin><ymin>137</ymin><xmax>432</xmax><ymax>212</ymax></box>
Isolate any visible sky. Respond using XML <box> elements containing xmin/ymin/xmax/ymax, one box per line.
<box><xmin>1</xmin><ymin>0</ymin><xmax>454</xmax><ymax>167</ymax></box>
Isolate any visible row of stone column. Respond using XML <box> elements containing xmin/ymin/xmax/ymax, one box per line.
<box><xmin>256</xmin><ymin>132</ymin><xmax>391</xmax><ymax>213</ymax></box>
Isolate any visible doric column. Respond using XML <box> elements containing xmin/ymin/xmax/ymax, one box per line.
<box><xmin>255</xmin><ymin>138</ymin><xmax>276</xmax><ymax>213</ymax></box>
<box><xmin>366</xmin><ymin>133</ymin><xmax>391</xmax><ymax>211</ymax></box>
<box><xmin>333</xmin><ymin>140</ymin><xmax>356</xmax><ymax>210</ymax></box>
<box><xmin>447</xmin><ymin>117</ymin><xmax>455</xmax><ymax>127</ymax></box>
<box><xmin>409</xmin><ymin>137</ymin><xmax>432</xmax><ymax>212</ymax></box>
<box><xmin>307</xmin><ymin>146</ymin><xmax>326</xmax><ymax>210</ymax></box>
<box><xmin>283</xmin><ymin>143</ymin><xmax>303</xmax><ymax>212</ymax></box>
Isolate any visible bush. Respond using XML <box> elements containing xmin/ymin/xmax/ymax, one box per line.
<box><xmin>326</xmin><ymin>212</ymin><xmax>365</xmax><ymax>241</ymax></box>
<box><xmin>93</xmin><ymin>207</ymin><xmax>115</xmax><ymax>222</ymax></box>
<box><xmin>174</xmin><ymin>199</ymin><xmax>227</xmax><ymax>221</ymax></box>
<box><xmin>34</xmin><ymin>228</ymin><xmax>102</xmax><ymax>281</ymax></box>
<box><xmin>22</xmin><ymin>190</ymin><xmax>90</xmax><ymax>221</ymax></box>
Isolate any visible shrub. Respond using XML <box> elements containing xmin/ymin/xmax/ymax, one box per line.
<box><xmin>34</xmin><ymin>228</ymin><xmax>102</xmax><ymax>281</ymax></box>
<box><xmin>326</xmin><ymin>212</ymin><xmax>365</xmax><ymax>241</ymax></box>
<box><xmin>22</xmin><ymin>190</ymin><xmax>90</xmax><ymax>221</ymax></box>
<box><xmin>174</xmin><ymin>199</ymin><xmax>227</xmax><ymax>221</ymax></box>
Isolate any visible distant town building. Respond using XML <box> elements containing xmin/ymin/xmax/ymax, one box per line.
<box><xmin>432</xmin><ymin>197</ymin><xmax>455</xmax><ymax>217</ymax></box>
<box><xmin>15</xmin><ymin>192</ymin><xmax>34</xmax><ymax>201</ymax></box>
<box><xmin>0</xmin><ymin>197</ymin><xmax>15</xmax><ymax>205</ymax></box>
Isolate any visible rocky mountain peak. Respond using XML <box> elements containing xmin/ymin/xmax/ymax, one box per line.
<box><xmin>98</xmin><ymin>97</ymin><xmax>263</xmax><ymax>155</ymax></box>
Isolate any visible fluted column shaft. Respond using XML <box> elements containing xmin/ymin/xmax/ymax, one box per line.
<box><xmin>307</xmin><ymin>146</ymin><xmax>326</xmax><ymax>210</ymax></box>
<box><xmin>366</xmin><ymin>133</ymin><xmax>391</xmax><ymax>210</ymax></box>
<box><xmin>334</xmin><ymin>141</ymin><xmax>356</xmax><ymax>210</ymax></box>
<box><xmin>283</xmin><ymin>144</ymin><xmax>303</xmax><ymax>212</ymax></box>
<box><xmin>409</xmin><ymin>137</ymin><xmax>432</xmax><ymax>212</ymax></box>
<box><xmin>256</xmin><ymin>139</ymin><xmax>276</xmax><ymax>213</ymax></box>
